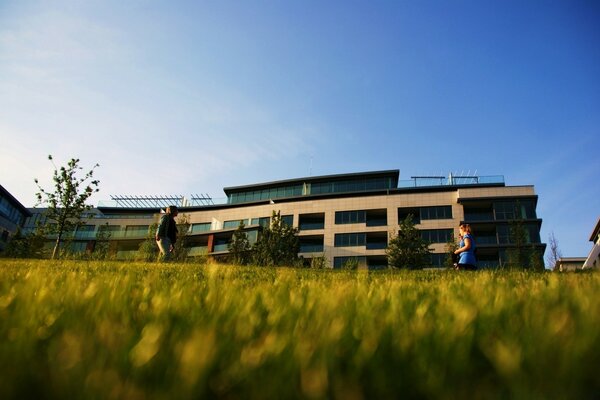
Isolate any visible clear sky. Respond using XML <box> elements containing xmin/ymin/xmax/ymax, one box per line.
<box><xmin>1</xmin><ymin>1</ymin><xmax>598</xmax><ymax>261</ymax></box>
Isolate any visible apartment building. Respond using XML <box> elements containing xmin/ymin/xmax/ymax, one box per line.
<box><xmin>24</xmin><ymin>170</ymin><xmax>546</xmax><ymax>268</ymax></box>
<box><xmin>0</xmin><ymin>184</ymin><xmax>31</xmax><ymax>253</ymax></box>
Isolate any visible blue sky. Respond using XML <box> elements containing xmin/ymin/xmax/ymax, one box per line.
<box><xmin>0</xmin><ymin>1</ymin><xmax>598</xmax><ymax>260</ymax></box>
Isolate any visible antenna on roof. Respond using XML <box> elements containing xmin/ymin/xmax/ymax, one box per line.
<box><xmin>309</xmin><ymin>155</ymin><xmax>313</xmax><ymax>177</ymax></box>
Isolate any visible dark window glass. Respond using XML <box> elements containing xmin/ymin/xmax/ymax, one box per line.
<box><xmin>299</xmin><ymin>214</ymin><xmax>325</xmax><ymax>230</ymax></box>
<box><xmin>334</xmin><ymin>233</ymin><xmax>366</xmax><ymax>247</ymax></box>
<box><xmin>224</xmin><ymin>220</ymin><xmax>247</xmax><ymax>229</ymax></box>
<box><xmin>430</xmin><ymin>253</ymin><xmax>446</xmax><ymax>267</ymax></box>
<box><xmin>420</xmin><ymin>229</ymin><xmax>453</xmax><ymax>243</ymax></box>
<box><xmin>335</xmin><ymin>210</ymin><xmax>366</xmax><ymax>224</ymax></box>
<box><xmin>281</xmin><ymin>215</ymin><xmax>294</xmax><ymax>227</ymax></box>
<box><xmin>420</xmin><ymin>206</ymin><xmax>452</xmax><ymax>220</ymax></box>
<box><xmin>398</xmin><ymin>208</ymin><xmax>420</xmax><ymax>224</ymax></box>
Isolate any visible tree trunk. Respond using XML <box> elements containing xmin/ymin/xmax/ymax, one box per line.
<box><xmin>51</xmin><ymin>234</ymin><xmax>62</xmax><ymax>259</ymax></box>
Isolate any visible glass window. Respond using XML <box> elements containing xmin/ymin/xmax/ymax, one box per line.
<box><xmin>420</xmin><ymin>229</ymin><xmax>453</xmax><ymax>243</ymax></box>
<box><xmin>125</xmin><ymin>225</ymin><xmax>149</xmax><ymax>237</ymax></box>
<box><xmin>281</xmin><ymin>215</ymin><xmax>294</xmax><ymax>227</ymax></box>
<box><xmin>190</xmin><ymin>223</ymin><xmax>211</xmax><ymax>233</ymax></box>
<box><xmin>250</xmin><ymin>217</ymin><xmax>270</xmax><ymax>227</ymax></box>
<box><xmin>334</xmin><ymin>233</ymin><xmax>366</xmax><ymax>247</ymax></box>
<box><xmin>299</xmin><ymin>214</ymin><xmax>325</xmax><ymax>230</ymax></box>
<box><xmin>430</xmin><ymin>253</ymin><xmax>446</xmax><ymax>267</ymax></box>
<box><xmin>420</xmin><ymin>206</ymin><xmax>452</xmax><ymax>220</ymax></box>
<box><xmin>335</xmin><ymin>210</ymin><xmax>366</xmax><ymax>224</ymax></box>
<box><xmin>223</xmin><ymin>220</ymin><xmax>247</xmax><ymax>229</ymax></box>
<box><xmin>398</xmin><ymin>208</ymin><xmax>420</xmax><ymax>224</ymax></box>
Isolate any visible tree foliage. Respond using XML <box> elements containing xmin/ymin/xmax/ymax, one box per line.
<box><xmin>444</xmin><ymin>234</ymin><xmax>459</xmax><ymax>269</ymax></box>
<box><xmin>228</xmin><ymin>221</ymin><xmax>252</xmax><ymax>265</ymax></box>
<box><xmin>137</xmin><ymin>223</ymin><xmax>159</xmax><ymax>262</ymax></box>
<box><xmin>546</xmin><ymin>232</ymin><xmax>562</xmax><ymax>271</ymax></box>
<box><xmin>386</xmin><ymin>214</ymin><xmax>431</xmax><ymax>269</ymax></box>
<box><xmin>35</xmin><ymin>155</ymin><xmax>100</xmax><ymax>259</ymax></box>
<box><xmin>172</xmin><ymin>214</ymin><xmax>190</xmax><ymax>262</ymax></box>
<box><xmin>252</xmin><ymin>211</ymin><xmax>299</xmax><ymax>267</ymax></box>
<box><xmin>502</xmin><ymin>220</ymin><xmax>543</xmax><ymax>270</ymax></box>
<box><xmin>505</xmin><ymin>220</ymin><xmax>531</xmax><ymax>269</ymax></box>
<box><xmin>3</xmin><ymin>228</ymin><xmax>45</xmax><ymax>258</ymax></box>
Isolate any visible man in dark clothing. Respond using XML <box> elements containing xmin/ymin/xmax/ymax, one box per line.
<box><xmin>155</xmin><ymin>205</ymin><xmax>178</xmax><ymax>261</ymax></box>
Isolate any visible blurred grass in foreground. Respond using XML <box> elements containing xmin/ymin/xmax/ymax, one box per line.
<box><xmin>0</xmin><ymin>259</ymin><xmax>599</xmax><ymax>399</ymax></box>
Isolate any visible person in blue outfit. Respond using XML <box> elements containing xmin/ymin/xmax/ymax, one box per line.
<box><xmin>155</xmin><ymin>205</ymin><xmax>178</xmax><ymax>261</ymax></box>
<box><xmin>454</xmin><ymin>223</ymin><xmax>477</xmax><ymax>270</ymax></box>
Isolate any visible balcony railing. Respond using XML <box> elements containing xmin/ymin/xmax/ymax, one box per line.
<box><xmin>398</xmin><ymin>175</ymin><xmax>504</xmax><ymax>188</ymax></box>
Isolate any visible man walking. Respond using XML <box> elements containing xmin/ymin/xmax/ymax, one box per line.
<box><xmin>156</xmin><ymin>205</ymin><xmax>178</xmax><ymax>261</ymax></box>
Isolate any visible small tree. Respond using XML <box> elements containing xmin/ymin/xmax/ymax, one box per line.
<box><xmin>3</xmin><ymin>228</ymin><xmax>45</xmax><ymax>258</ymax></box>
<box><xmin>529</xmin><ymin>245</ymin><xmax>545</xmax><ymax>271</ymax></box>
<box><xmin>506</xmin><ymin>220</ymin><xmax>530</xmax><ymax>269</ymax></box>
<box><xmin>91</xmin><ymin>223</ymin><xmax>112</xmax><ymax>260</ymax></box>
<box><xmin>444</xmin><ymin>234</ymin><xmax>459</xmax><ymax>269</ymax></box>
<box><xmin>341</xmin><ymin>257</ymin><xmax>360</xmax><ymax>270</ymax></box>
<box><xmin>35</xmin><ymin>155</ymin><xmax>100</xmax><ymax>259</ymax></box>
<box><xmin>252</xmin><ymin>211</ymin><xmax>299</xmax><ymax>267</ymax></box>
<box><xmin>137</xmin><ymin>223</ymin><xmax>159</xmax><ymax>262</ymax></box>
<box><xmin>546</xmin><ymin>232</ymin><xmax>562</xmax><ymax>271</ymax></box>
<box><xmin>228</xmin><ymin>221</ymin><xmax>251</xmax><ymax>265</ymax></box>
<box><xmin>386</xmin><ymin>214</ymin><xmax>431</xmax><ymax>270</ymax></box>
<box><xmin>310</xmin><ymin>254</ymin><xmax>328</xmax><ymax>269</ymax></box>
<box><xmin>172</xmin><ymin>214</ymin><xmax>191</xmax><ymax>262</ymax></box>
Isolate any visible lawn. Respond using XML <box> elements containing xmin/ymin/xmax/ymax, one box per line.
<box><xmin>0</xmin><ymin>259</ymin><xmax>598</xmax><ymax>399</ymax></box>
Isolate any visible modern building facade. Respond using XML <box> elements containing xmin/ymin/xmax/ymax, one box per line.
<box><xmin>0</xmin><ymin>184</ymin><xmax>31</xmax><ymax>253</ymax></box>
<box><xmin>583</xmin><ymin>217</ymin><xmax>600</xmax><ymax>270</ymax></box>
<box><xmin>24</xmin><ymin>170</ymin><xmax>546</xmax><ymax>268</ymax></box>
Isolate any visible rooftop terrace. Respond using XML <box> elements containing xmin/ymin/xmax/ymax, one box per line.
<box><xmin>97</xmin><ymin>171</ymin><xmax>505</xmax><ymax>209</ymax></box>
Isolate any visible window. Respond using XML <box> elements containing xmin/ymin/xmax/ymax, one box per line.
<box><xmin>76</xmin><ymin>225</ymin><xmax>96</xmax><ymax>239</ymax></box>
<box><xmin>223</xmin><ymin>220</ymin><xmax>247</xmax><ymax>229</ymax></box>
<box><xmin>366</xmin><ymin>209</ymin><xmax>387</xmax><ymax>227</ymax></box>
<box><xmin>398</xmin><ymin>208</ymin><xmax>420</xmax><ymax>224</ymax></box>
<box><xmin>334</xmin><ymin>233</ymin><xmax>366</xmax><ymax>247</ymax></box>
<box><xmin>190</xmin><ymin>223</ymin><xmax>211</xmax><ymax>233</ymax></box>
<box><xmin>299</xmin><ymin>236</ymin><xmax>324</xmax><ymax>253</ymax></box>
<box><xmin>335</xmin><ymin>210</ymin><xmax>366</xmax><ymax>224</ymax></box>
<box><xmin>250</xmin><ymin>217</ymin><xmax>271</xmax><ymax>227</ymax></box>
<box><xmin>497</xmin><ymin>224</ymin><xmax>541</xmax><ymax>244</ymax></box>
<box><xmin>125</xmin><ymin>225</ymin><xmax>149</xmax><ymax>237</ymax></box>
<box><xmin>299</xmin><ymin>213</ymin><xmax>325</xmax><ymax>230</ymax></box>
<box><xmin>420</xmin><ymin>206</ymin><xmax>452</xmax><ymax>220</ymax></box>
<box><xmin>429</xmin><ymin>253</ymin><xmax>446</xmax><ymax>267</ymax></box>
<box><xmin>281</xmin><ymin>215</ymin><xmax>294</xmax><ymax>227</ymax></box>
<box><xmin>494</xmin><ymin>200</ymin><xmax>537</xmax><ymax>220</ymax></box>
<box><xmin>366</xmin><ymin>232</ymin><xmax>388</xmax><ymax>249</ymax></box>
<box><xmin>420</xmin><ymin>229</ymin><xmax>454</xmax><ymax>243</ymax></box>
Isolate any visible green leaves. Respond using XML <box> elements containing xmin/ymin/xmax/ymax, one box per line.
<box><xmin>386</xmin><ymin>214</ymin><xmax>432</xmax><ymax>269</ymax></box>
<box><xmin>34</xmin><ymin>155</ymin><xmax>100</xmax><ymax>259</ymax></box>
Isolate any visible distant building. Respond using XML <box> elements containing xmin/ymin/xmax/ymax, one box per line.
<box><xmin>555</xmin><ymin>257</ymin><xmax>586</xmax><ymax>272</ymax></box>
<box><xmin>0</xmin><ymin>184</ymin><xmax>31</xmax><ymax>252</ymax></box>
<box><xmin>25</xmin><ymin>170</ymin><xmax>546</xmax><ymax>268</ymax></box>
<box><xmin>583</xmin><ymin>218</ymin><xmax>600</xmax><ymax>270</ymax></box>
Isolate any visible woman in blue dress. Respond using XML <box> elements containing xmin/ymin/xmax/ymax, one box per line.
<box><xmin>454</xmin><ymin>224</ymin><xmax>477</xmax><ymax>270</ymax></box>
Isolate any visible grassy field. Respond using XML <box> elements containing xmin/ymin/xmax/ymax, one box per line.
<box><xmin>0</xmin><ymin>259</ymin><xmax>599</xmax><ymax>399</ymax></box>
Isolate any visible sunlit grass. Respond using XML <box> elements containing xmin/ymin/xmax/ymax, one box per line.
<box><xmin>0</xmin><ymin>259</ymin><xmax>598</xmax><ymax>399</ymax></box>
